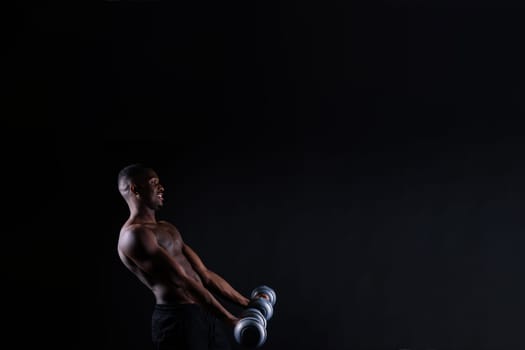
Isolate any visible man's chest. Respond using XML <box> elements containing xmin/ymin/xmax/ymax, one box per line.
<box><xmin>153</xmin><ymin>225</ymin><xmax>183</xmax><ymax>254</ymax></box>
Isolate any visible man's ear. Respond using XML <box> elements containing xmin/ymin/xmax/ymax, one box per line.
<box><xmin>130</xmin><ymin>183</ymin><xmax>139</xmax><ymax>196</ymax></box>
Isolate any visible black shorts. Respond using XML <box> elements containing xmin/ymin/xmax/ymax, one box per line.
<box><xmin>151</xmin><ymin>303</ymin><xmax>231</xmax><ymax>350</ymax></box>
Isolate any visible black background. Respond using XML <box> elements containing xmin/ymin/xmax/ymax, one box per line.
<box><xmin>4</xmin><ymin>1</ymin><xmax>525</xmax><ymax>350</ymax></box>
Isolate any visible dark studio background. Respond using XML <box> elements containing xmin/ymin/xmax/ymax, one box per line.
<box><xmin>4</xmin><ymin>1</ymin><xmax>525</xmax><ymax>350</ymax></box>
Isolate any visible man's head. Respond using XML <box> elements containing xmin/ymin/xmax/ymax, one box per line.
<box><xmin>118</xmin><ymin>163</ymin><xmax>165</xmax><ymax>210</ymax></box>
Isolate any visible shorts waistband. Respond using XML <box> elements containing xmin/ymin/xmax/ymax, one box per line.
<box><xmin>154</xmin><ymin>303</ymin><xmax>201</xmax><ymax>311</ymax></box>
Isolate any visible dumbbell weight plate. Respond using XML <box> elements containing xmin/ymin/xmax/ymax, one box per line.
<box><xmin>250</xmin><ymin>285</ymin><xmax>277</xmax><ymax>306</ymax></box>
<box><xmin>248</xmin><ymin>297</ymin><xmax>274</xmax><ymax>321</ymax></box>
<box><xmin>240</xmin><ymin>308</ymin><xmax>267</xmax><ymax>328</ymax></box>
<box><xmin>234</xmin><ymin>317</ymin><xmax>267</xmax><ymax>348</ymax></box>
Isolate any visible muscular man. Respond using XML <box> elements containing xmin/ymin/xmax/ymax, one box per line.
<box><xmin>116</xmin><ymin>163</ymin><xmax>250</xmax><ymax>350</ymax></box>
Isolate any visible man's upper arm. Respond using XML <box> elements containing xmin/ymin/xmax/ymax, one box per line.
<box><xmin>119</xmin><ymin>226</ymin><xmax>159</xmax><ymax>271</ymax></box>
<box><xmin>162</xmin><ymin>221</ymin><xmax>210</xmax><ymax>280</ymax></box>
<box><xmin>183</xmin><ymin>243</ymin><xmax>210</xmax><ymax>282</ymax></box>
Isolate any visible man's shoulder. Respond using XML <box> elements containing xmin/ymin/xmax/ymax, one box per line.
<box><xmin>118</xmin><ymin>223</ymin><xmax>154</xmax><ymax>251</ymax></box>
<box><xmin>120</xmin><ymin>223</ymin><xmax>151</xmax><ymax>238</ymax></box>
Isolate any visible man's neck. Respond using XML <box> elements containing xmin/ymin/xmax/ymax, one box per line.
<box><xmin>129</xmin><ymin>207</ymin><xmax>157</xmax><ymax>224</ymax></box>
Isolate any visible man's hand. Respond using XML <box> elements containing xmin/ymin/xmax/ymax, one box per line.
<box><xmin>254</xmin><ymin>293</ymin><xmax>270</xmax><ymax>302</ymax></box>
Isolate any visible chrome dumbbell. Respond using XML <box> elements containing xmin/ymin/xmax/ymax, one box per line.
<box><xmin>234</xmin><ymin>285</ymin><xmax>277</xmax><ymax>348</ymax></box>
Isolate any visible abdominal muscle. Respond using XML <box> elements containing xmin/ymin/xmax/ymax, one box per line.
<box><xmin>151</xmin><ymin>284</ymin><xmax>197</xmax><ymax>304</ymax></box>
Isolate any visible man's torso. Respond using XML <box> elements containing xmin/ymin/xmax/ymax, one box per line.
<box><xmin>118</xmin><ymin>220</ymin><xmax>204</xmax><ymax>304</ymax></box>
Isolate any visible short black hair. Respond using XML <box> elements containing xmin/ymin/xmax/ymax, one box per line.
<box><xmin>117</xmin><ymin>163</ymin><xmax>150</xmax><ymax>194</ymax></box>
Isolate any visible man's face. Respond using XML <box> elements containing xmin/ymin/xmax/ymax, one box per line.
<box><xmin>134</xmin><ymin>169</ymin><xmax>165</xmax><ymax>210</ymax></box>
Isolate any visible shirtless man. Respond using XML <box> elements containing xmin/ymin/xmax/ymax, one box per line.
<box><xmin>116</xmin><ymin>163</ymin><xmax>250</xmax><ymax>350</ymax></box>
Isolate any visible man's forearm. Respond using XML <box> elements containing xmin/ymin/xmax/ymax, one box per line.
<box><xmin>185</xmin><ymin>278</ymin><xmax>237</xmax><ymax>323</ymax></box>
<box><xmin>206</xmin><ymin>270</ymin><xmax>250</xmax><ymax>307</ymax></box>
